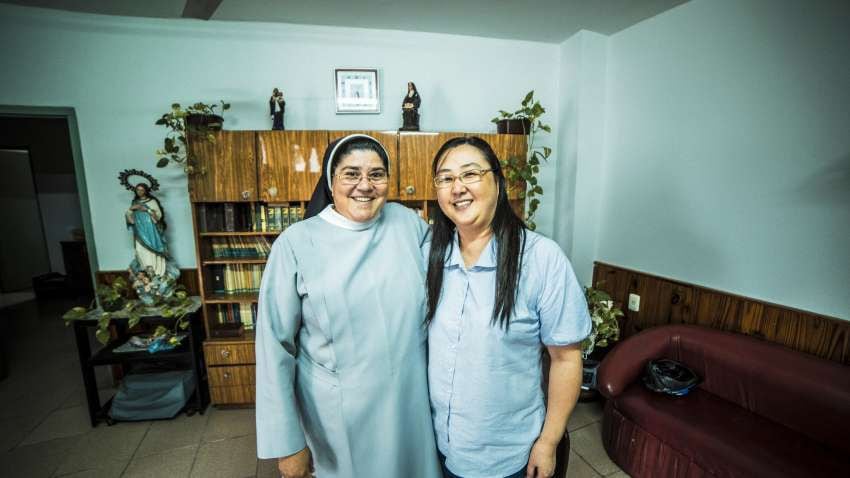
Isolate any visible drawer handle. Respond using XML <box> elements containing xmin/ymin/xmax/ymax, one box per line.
<box><xmin>220</xmin><ymin>348</ymin><xmax>231</xmax><ymax>359</ymax></box>
<box><xmin>223</xmin><ymin>371</ymin><xmax>231</xmax><ymax>380</ymax></box>
<box><xmin>405</xmin><ymin>185</ymin><xmax>415</xmax><ymax>195</ymax></box>
<box><xmin>241</xmin><ymin>190</ymin><xmax>251</xmax><ymax>200</ymax></box>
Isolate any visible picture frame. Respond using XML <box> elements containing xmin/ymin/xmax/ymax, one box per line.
<box><xmin>334</xmin><ymin>68</ymin><xmax>380</xmax><ymax>114</ymax></box>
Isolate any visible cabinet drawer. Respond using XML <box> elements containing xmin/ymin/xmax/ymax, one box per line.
<box><xmin>210</xmin><ymin>385</ymin><xmax>255</xmax><ymax>405</ymax></box>
<box><xmin>204</xmin><ymin>342</ymin><xmax>254</xmax><ymax>366</ymax></box>
<box><xmin>208</xmin><ymin>365</ymin><xmax>256</xmax><ymax>387</ymax></box>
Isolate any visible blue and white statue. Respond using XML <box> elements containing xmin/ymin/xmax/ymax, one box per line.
<box><xmin>119</xmin><ymin>169</ymin><xmax>180</xmax><ymax>305</ymax></box>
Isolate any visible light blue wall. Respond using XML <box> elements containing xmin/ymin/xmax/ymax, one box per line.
<box><xmin>0</xmin><ymin>4</ymin><xmax>560</xmax><ymax>270</ymax></box>
<box><xmin>594</xmin><ymin>0</ymin><xmax>850</xmax><ymax>319</ymax></box>
<box><xmin>553</xmin><ymin>31</ymin><xmax>608</xmax><ymax>286</ymax></box>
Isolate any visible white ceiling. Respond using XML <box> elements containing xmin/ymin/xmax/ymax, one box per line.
<box><xmin>1</xmin><ymin>0</ymin><xmax>689</xmax><ymax>43</ymax></box>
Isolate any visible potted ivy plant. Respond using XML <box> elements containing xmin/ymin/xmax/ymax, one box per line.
<box><xmin>491</xmin><ymin>91</ymin><xmax>551</xmax><ymax>230</ymax></box>
<box><xmin>63</xmin><ymin>277</ymin><xmax>194</xmax><ymax>346</ymax></box>
<box><xmin>155</xmin><ymin>101</ymin><xmax>230</xmax><ymax>174</ymax></box>
<box><xmin>580</xmin><ymin>286</ymin><xmax>624</xmax><ymax>399</ymax></box>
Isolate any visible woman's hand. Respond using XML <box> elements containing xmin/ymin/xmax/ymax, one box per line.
<box><xmin>526</xmin><ymin>438</ymin><xmax>557</xmax><ymax>478</ymax></box>
<box><xmin>277</xmin><ymin>446</ymin><xmax>314</xmax><ymax>478</ymax></box>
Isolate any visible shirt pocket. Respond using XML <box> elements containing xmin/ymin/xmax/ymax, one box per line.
<box><xmin>297</xmin><ymin>352</ymin><xmax>340</xmax><ymax>389</ymax></box>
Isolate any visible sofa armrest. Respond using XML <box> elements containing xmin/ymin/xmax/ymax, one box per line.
<box><xmin>597</xmin><ymin>327</ymin><xmax>674</xmax><ymax>399</ymax></box>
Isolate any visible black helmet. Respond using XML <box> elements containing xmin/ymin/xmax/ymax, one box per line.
<box><xmin>642</xmin><ymin>359</ymin><xmax>700</xmax><ymax>396</ymax></box>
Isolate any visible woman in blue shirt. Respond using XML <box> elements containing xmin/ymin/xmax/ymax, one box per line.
<box><xmin>426</xmin><ymin>136</ymin><xmax>591</xmax><ymax>478</ymax></box>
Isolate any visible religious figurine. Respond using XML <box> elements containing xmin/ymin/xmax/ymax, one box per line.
<box><xmin>400</xmin><ymin>82</ymin><xmax>421</xmax><ymax>131</ymax></box>
<box><xmin>270</xmin><ymin>88</ymin><xmax>286</xmax><ymax>130</ymax></box>
<box><xmin>119</xmin><ymin>169</ymin><xmax>180</xmax><ymax>305</ymax></box>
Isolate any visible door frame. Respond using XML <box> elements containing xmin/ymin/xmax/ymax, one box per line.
<box><xmin>0</xmin><ymin>105</ymin><xmax>98</xmax><ymax>293</ymax></box>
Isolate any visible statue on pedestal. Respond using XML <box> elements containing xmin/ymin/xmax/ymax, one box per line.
<box><xmin>119</xmin><ymin>169</ymin><xmax>180</xmax><ymax>305</ymax></box>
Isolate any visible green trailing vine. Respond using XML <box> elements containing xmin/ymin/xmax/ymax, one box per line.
<box><xmin>62</xmin><ymin>277</ymin><xmax>194</xmax><ymax>345</ymax></box>
<box><xmin>155</xmin><ymin>101</ymin><xmax>230</xmax><ymax>174</ymax></box>
<box><xmin>492</xmin><ymin>90</ymin><xmax>552</xmax><ymax>231</ymax></box>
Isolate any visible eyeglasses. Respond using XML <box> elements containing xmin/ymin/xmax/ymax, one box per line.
<box><xmin>432</xmin><ymin>169</ymin><xmax>494</xmax><ymax>189</ymax></box>
<box><xmin>335</xmin><ymin>169</ymin><xmax>389</xmax><ymax>186</ymax></box>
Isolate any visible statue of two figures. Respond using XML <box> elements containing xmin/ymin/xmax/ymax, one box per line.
<box><xmin>119</xmin><ymin>169</ymin><xmax>180</xmax><ymax>306</ymax></box>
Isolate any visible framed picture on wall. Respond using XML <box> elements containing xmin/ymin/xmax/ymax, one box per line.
<box><xmin>334</xmin><ymin>68</ymin><xmax>380</xmax><ymax>114</ymax></box>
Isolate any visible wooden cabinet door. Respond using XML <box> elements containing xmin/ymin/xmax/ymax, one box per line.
<box><xmin>188</xmin><ymin>131</ymin><xmax>257</xmax><ymax>202</ymax></box>
<box><xmin>398</xmin><ymin>132</ymin><xmax>464</xmax><ymax>201</ymax></box>
<box><xmin>257</xmin><ymin>131</ymin><xmax>329</xmax><ymax>202</ymax></box>
<box><xmin>474</xmin><ymin>133</ymin><xmax>528</xmax><ymax>200</ymax></box>
<box><xmin>329</xmin><ymin>131</ymin><xmax>400</xmax><ymax>199</ymax></box>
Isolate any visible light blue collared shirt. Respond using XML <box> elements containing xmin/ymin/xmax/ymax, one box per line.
<box><xmin>428</xmin><ymin>230</ymin><xmax>591</xmax><ymax>478</ymax></box>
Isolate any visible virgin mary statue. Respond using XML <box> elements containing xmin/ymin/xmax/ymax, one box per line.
<box><xmin>119</xmin><ymin>169</ymin><xmax>180</xmax><ymax>304</ymax></box>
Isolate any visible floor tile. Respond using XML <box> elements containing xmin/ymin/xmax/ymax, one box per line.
<box><xmin>53</xmin><ymin>458</ymin><xmax>128</xmax><ymax>477</ymax></box>
<box><xmin>0</xmin><ymin>414</ymin><xmax>39</xmax><ymax>452</ymax></box>
<box><xmin>54</xmin><ymin>421</ymin><xmax>149</xmax><ymax>476</ymax></box>
<box><xmin>570</xmin><ymin>422</ymin><xmax>621</xmax><ymax>476</ymax></box>
<box><xmin>135</xmin><ymin>412</ymin><xmax>209</xmax><ymax>457</ymax></box>
<box><xmin>190</xmin><ymin>434</ymin><xmax>257</xmax><ymax>478</ymax></box>
<box><xmin>0</xmin><ymin>435</ymin><xmax>76</xmax><ymax>478</ymax></box>
<box><xmin>568</xmin><ymin>400</ymin><xmax>605</xmax><ymax>432</ymax></box>
<box><xmin>21</xmin><ymin>405</ymin><xmax>90</xmax><ymax>445</ymax></box>
<box><xmin>123</xmin><ymin>445</ymin><xmax>197</xmax><ymax>478</ymax></box>
<box><xmin>202</xmin><ymin>407</ymin><xmax>255</xmax><ymax>442</ymax></box>
<box><xmin>566</xmin><ymin>450</ymin><xmax>602</xmax><ymax>478</ymax></box>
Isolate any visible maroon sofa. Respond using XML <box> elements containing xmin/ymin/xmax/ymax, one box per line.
<box><xmin>597</xmin><ymin>325</ymin><xmax>850</xmax><ymax>477</ymax></box>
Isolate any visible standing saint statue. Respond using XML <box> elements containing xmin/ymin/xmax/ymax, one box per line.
<box><xmin>400</xmin><ymin>81</ymin><xmax>421</xmax><ymax>131</ymax></box>
<box><xmin>119</xmin><ymin>169</ymin><xmax>180</xmax><ymax>305</ymax></box>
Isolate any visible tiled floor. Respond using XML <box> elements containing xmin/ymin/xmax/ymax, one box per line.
<box><xmin>0</xmin><ymin>297</ymin><xmax>627</xmax><ymax>477</ymax></box>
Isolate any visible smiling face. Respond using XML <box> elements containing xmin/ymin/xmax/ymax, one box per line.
<box><xmin>434</xmin><ymin>144</ymin><xmax>499</xmax><ymax>235</ymax></box>
<box><xmin>331</xmin><ymin>149</ymin><xmax>388</xmax><ymax>223</ymax></box>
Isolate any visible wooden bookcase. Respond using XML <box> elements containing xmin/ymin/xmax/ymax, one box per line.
<box><xmin>188</xmin><ymin>130</ymin><xmax>526</xmax><ymax>405</ymax></box>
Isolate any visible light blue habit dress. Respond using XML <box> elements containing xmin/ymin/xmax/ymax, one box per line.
<box><xmin>255</xmin><ymin>202</ymin><xmax>441</xmax><ymax>478</ymax></box>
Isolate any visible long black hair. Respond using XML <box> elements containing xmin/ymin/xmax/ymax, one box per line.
<box><xmin>425</xmin><ymin>136</ymin><xmax>527</xmax><ymax>329</ymax></box>
<box><xmin>304</xmin><ymin>134</ymin><xmax>390</xmax><ymax>219</ymax></box>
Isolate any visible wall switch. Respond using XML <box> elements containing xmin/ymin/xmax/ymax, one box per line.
<box><xmin>628</xmin><ymin>293</ymin><xmax>641</xmax><ymax>312</ymax></box>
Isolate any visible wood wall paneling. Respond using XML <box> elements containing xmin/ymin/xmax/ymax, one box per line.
<box><xmin>592</xmin><ymin>262</ymin><xmax>850</xmax><ymax>365</ymax></box>
<box><xmin>329</xmin><ymin>131</ymin><xmax>401</xmax><ymax>199</ymax></box>
<box><xmin>188</xmin><ymin>131</ymin><xmax>257</xmax><ymax>202</ymax></box>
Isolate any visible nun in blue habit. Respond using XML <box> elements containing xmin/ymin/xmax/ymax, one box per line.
<box><xmin>255</xmin><ymin>134</ymin><xmax>441</xmax><ymax>478</ymax></box>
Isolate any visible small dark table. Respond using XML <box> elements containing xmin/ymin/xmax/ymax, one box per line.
<box><xmin>71</xmin><ymin>298</ymin><xmax>208</xmax><ymax>426</ymax></box>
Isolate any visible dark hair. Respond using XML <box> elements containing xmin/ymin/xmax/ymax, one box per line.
<box><xmin>425</xmin><ymin>136</ymin><xmax>527</xmax><ymax>329</ymax></box>
<box><xmin>329</xmin><ymin>138</ymin><xmax>389</xmax><ymax>179</ymax></box>
<box><xmin>408</xmin><ymin>82</ymin><xmax>418</xmax><ymax>94</ymax></box>
<box><xmin>131</xmin><ymin>183</ymin><xmax>167</xmax><ymax>230</ymax></box>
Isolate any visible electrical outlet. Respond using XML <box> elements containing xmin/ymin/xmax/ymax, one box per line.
<box><xmin>628</xmin><ymin>293</ymin><xmax>641</xmax><ymax>312</ymax></box>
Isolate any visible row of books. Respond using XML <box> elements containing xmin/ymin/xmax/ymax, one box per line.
<box><xmin>208</xmin><ymin>264</ymin><xmax>264</xmax><ymax>295</ymax></box>
<box><xmin>255</xmin><ymin>204</ymin><xmax>304</xmax><ymax>232</ymax></box>
<box><xmin>196</xmin><ymin>203</ymin><xmax>304</xmax><ymax>232</ymax></box>
<box><xmin>212</xmin><ymin>303</ymin><xmax>257</xmax><ymax>330</ymax></box>
<box><xmin>208</xmin><ymin>236</ymin><xmax>273</xmax><ymax>259</ymax></box>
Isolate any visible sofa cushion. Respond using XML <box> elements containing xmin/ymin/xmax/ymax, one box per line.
<box><xmin>614</xmin><ymin>383</ymin><xmax>850</xmax><ymax>478</ymax></box>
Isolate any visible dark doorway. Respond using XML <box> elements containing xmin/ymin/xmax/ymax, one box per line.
<box><xmin>0</xmin><ymin>115</ymin><xmax>92</xmax><ymax>305</ymax></box>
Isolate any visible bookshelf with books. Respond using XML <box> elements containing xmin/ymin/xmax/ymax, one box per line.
<box><xmin>188</xmin><ymin>130</ymin><xmax>526</xmax><ymax>405</ymax></box>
